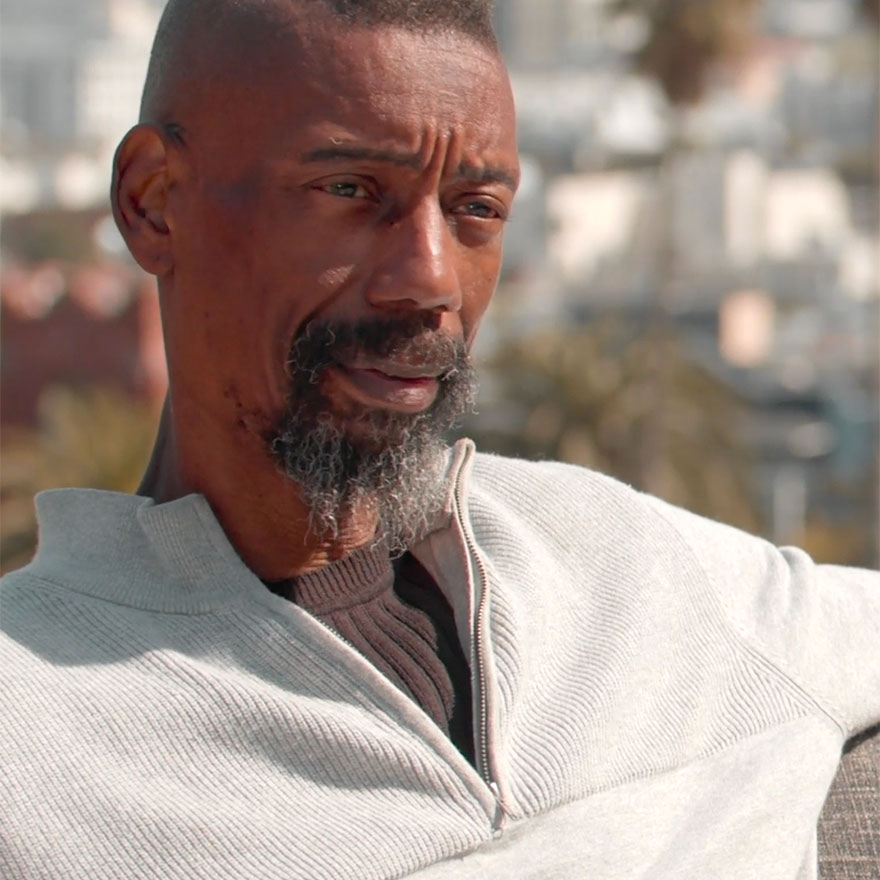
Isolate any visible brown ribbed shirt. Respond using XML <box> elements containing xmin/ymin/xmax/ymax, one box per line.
<box><xmin>265</xmin><ymin>547</ymin><xmax>474</xmax><ymax>764</ymax></box>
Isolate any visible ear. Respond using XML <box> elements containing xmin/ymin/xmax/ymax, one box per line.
<box><xmin>111</xmin><ymin>124</ymin><xmax>175</xmax><ymax>276</ymax></box>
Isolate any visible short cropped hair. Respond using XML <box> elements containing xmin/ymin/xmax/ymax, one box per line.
<box><xmin>306</xmin><ymin>0</ymin><xmax>496</xmax><ymax>41</ymax></box>
<box><xmin>140</xmin><ymin>0</ymin><xmax>497</xmax><ymax>122</ymax></box>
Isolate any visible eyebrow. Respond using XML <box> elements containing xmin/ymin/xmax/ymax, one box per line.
<box><xmin>299</xmin><ymin>146</ymin><xmax>519</xmax><ymax>190</ymax></box>
<box><xmin>458</xmin><ymin>164</ymin><xmax>519</xmax><ymax>190</ymax></box>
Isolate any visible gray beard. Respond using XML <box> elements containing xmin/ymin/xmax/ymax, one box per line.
<box><xmin>270</xmin><ymin>318</ymin><xmax>477</xmax><ymax>554</ymax></box>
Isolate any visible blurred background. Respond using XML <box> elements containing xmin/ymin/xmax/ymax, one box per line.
<box><xmin>1</xmin><ymin>0</ymin><xmax>878</xmax><ymax>572</ymax></box>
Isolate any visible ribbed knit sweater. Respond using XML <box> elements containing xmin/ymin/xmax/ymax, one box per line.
<box><xmin>265</xmin><ymin>548</ymin><xmax>474</xmax><ymax>762</ymax></box>
<box><xmin>2</xmin><ymin>440</ymin><xmax>879</xmax><ymax>880</ymax></box>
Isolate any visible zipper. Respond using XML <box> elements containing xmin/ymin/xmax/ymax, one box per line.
<box><xmin>278</xmin><ymin>446</ymin><xmax>506</xmax><ymax>830</ymax></box>
<box><xmin>307</xmin><ymin>557</ymin><xmax>507</xmax><ymax>829</ymax></box>
<box><xmin>453</xmin><ymin>455</ymin><xmax>507</xmax><ymax>831</ymax></box>
<box><xmin>472</xmin><ymin>540</ymin><xmax>492</xmax><ymax>784</ymax></box>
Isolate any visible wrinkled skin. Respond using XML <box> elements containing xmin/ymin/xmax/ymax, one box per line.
<box><xmin>113</xmin><ymin>8</ymin><xmax>519</xmax><ymax>577</ymax></box>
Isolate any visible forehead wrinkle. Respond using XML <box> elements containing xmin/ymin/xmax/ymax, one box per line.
<box><xmin>299</xmin><ymin>144</ymin><xmax>518</xmax><ymax>191</ymax></box>
<box><xmin>300</xmin><ymin>146</ymin><xmax>422</xmax><ymax>169</ymax></box>
<box><xmin>441</xmin><ymin>127</ymin><xmax>463</xmax><ymax>183</ymax></box>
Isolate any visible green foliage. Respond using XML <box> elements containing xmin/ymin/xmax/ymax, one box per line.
<box><xmin>465</xmin><ymin>316</ymin><xmax>762</xmax><ymax>533</ymax></box>
<box><xmin>1</xmin><ymin>385</ymin><xmax>157</xmax><ymax>573</ymax></box>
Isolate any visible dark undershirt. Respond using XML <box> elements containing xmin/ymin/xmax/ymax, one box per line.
<box><xmin>264</xmin><ymin>550</ymin><xmax>475</xmax><ymax>765</ymax></box>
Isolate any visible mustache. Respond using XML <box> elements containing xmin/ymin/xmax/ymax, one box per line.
<box><xmin>287</xmin><ymin>316</ymin><xmax>469</xmax><ymax>382</ymax></box>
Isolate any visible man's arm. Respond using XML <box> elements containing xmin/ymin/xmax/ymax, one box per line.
<box><xmin>643</xmin><ymin>494</ymin><xmax>880</xmax><ymax>737</ymax></box>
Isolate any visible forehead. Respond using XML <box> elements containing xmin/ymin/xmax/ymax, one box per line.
<box><xmin>195</xmin><ymin>23</ymin><xmax>518</xmax><ymax>174</ymax></box>
<box><xmin>308</xmin><ymin>27</ymin><xmax>510</xmax><ymax>122</ymax></box>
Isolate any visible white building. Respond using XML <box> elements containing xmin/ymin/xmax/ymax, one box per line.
<box><xmin>1</xmin><ymin>0</ymin><xmax>162</xmax><ymax>211</ymax></box>
<box><xmin>546</xmin><ymin>150</ymin><xmax>876</xmax><ymax>305</ymax></box>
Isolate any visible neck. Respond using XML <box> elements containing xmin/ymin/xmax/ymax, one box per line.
<box><xmin>137</xmin><ymin>395</ymin><xmax>378</xmax><ymax>578</ymax></box>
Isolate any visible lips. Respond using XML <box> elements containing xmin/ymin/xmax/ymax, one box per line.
<box><xmin>332</xmin><ymin>362</ymin><xmax>441</xmax><ymax>413</ymax></box>
<box><xmin>286</xmin><ymin>318</ymin><xmax>466</xmax><ymax>415</ymax></box>
<box><xmin>346</xmin><ymin>356</ymin><xmax>447</xmax><ymax>379</ymax></box>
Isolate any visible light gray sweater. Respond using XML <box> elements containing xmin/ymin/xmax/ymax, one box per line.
<box><xmin>2</xmin><ymin>441</ymin><xmax>879</xmax><ymax>879</ymax></box>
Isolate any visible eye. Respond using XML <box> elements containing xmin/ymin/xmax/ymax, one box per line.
<box><xmin>320</xmin><ymin>181</ymin><xmax>371</xmax><ymax>199</ymax></box>
<box><xmin>451</xmin><ymin>199</ymin><xmax>507</xmax><ymax>221</ymax></box>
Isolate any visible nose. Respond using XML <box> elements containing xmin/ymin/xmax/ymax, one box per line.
<box><xmin>366</xmin><ymin>199</ymin><xmax>462</xmax><ymax>314</ymax></box>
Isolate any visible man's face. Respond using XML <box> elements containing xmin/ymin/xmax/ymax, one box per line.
<box><xmin>161</xmin><ymin>19</ymin><xmax>519</xmax><ymax>542</ymax></box>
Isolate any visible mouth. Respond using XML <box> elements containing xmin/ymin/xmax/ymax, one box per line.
<box><xmin>331</xmin><ymin>360</ymin><xmax>442</xmax><ymax>413</ymax></box>
<box><xmin>286</xmin><ymin>317</ymin><xmax>467</xmax><ymax>418</ymax></box>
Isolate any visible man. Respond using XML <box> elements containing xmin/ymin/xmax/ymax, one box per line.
<box><xmin>1</xmin><ymin>1</ymin><xmax>878</xmax><ymax>878</ymax></box>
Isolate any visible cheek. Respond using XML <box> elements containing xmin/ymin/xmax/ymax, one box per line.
<box><xmin>170</xmin><ymin>195</ymin><xmax>263</xmax><ymax>327</ymax></box>
<box><xmin>460</xmin><ymin>254</ymin><xmax>501</xmax><ymax>343</ymax></box>
<box><xmin>276</xmin><ymin>261</ymin><xmax>358</xmax><ymax>342</ymax></box>
<box><xmin>317</xmin><ymin>264</ymin><xmax>355</xmax><ymax>290</ymax></box>
<box><xmin>462</xmin><ymin>308</ymin><xmax>487</xmax><ymax>349</ymax></box>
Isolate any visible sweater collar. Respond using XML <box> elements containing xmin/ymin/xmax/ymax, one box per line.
<box><xmin>271</xmin><ymin>544</ymin><xmax>394</xmax><ymax>615</ymax></box>
<box><xmin>23</xmin><ymin>439</ymin><xmax>475</xmax><ymax>613</ymax></box>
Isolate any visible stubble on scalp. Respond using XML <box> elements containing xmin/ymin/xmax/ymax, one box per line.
<box><xmin>270</xmin><ymin>318</ymin><xmax>477</xmax><ymax>554</ymax></box>
<box><xmin>139</xmin><ymin>0</ymin><xmax>497</xmax><ymax>125</ymax></box>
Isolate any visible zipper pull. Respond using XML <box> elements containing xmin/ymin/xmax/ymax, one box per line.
<box><xmin>489</xmin><ymin>781</ymin><xmax>508</xmax><ymax>835</ymax></box>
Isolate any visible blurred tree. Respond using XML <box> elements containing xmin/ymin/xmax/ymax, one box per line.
<box><xmin>1</xmin><ymin>210</ymin><xmax>104</xmax><ymax>263</ymax></box>
<box><xmin>464</xmin><ymin>316</ymin><xmax>761</xmax><ymax>533</ymax></box>
<box><xmin>1</xmin><ymin>385</ymin><xmax>156</xmax><ymax>573</ymax></box>
<box><xmin>796</xmin><ymin>518</ymin><xmax>875</xmax><ymax>568</ymax></box>
<box><xmin>606</xmin><ymin>0</ymin><xmax>759</xmax><ymax>495</ymax></box>
<box><xmin>796</xmin><ymin>463</ymin><xmax>880</xmax><ymax>567</ymax></box>
<box><xmin>610</xmin><ymin>0</ymin><xmax>758</xmax><ymax>106</ymax></box>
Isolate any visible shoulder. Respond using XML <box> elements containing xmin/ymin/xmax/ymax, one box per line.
<box><xmin>466</xmin><ymin>452</ymin><xmax>880</xmax><ymax>735</ymax></box>
<box><xmin>467</xmin><ymin>451</ymin><xmax>686</xmax><ymax>550</ymax></box>
<box><xmin>470</xmin><ymin>451</ymin><xmax>642</xmax><ymax>512</ymax></box>
<box><xmin>0</xmin><ymin>564</ymin><xmax>71</xmax><ymax>678</ymax></box>
<box><xmin>465</xmin><ymin>450</ymin><xmax>875</xmax><ymax>588</ymax></box>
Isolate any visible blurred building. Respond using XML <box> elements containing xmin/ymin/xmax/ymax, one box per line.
<box><xmin>1</xmin><ymin>251</ymin><xmax>166</xmax><ymax>428</ymax></box>
<box><xmin>1</xmin><ymin>0</ymin><xmax>167</xmax><ymax>422</ymax></box>
<box><xmin>1</xmin><ymin>0</ymin><xmax>162</xmax><ymax>211</ymax></box>
<box><xmin>494</xmin><ymin>0</ymin><xmax>618</xmax><ymax>69</ymax></box>
<box><xmin>490</xmin><ymin>0</ymin><xmax>878</xmax><ymax>554</ymax></box>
